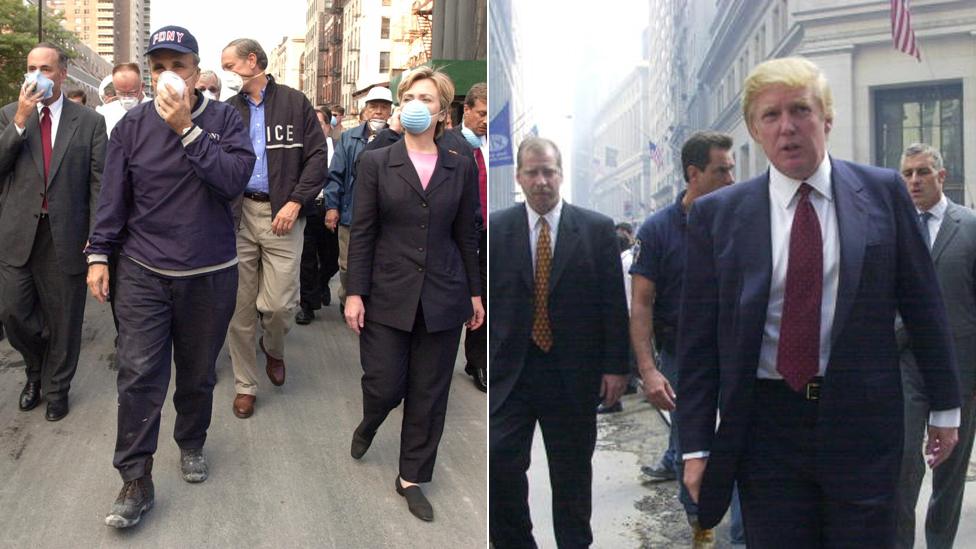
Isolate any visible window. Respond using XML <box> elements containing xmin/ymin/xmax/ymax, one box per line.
<box><xmin>379</xmin><ymin>52</ymin><xmax>390</xmax><ymax>73</ymax></box>
<box><xmin>381</xmin><ymin>17</ymin><xmax>390</xmax><ymax>39</ymax></box>
<box><xmin>874</xmin><ymin>83</ymin><xmax>965</xmax><ymax>203</ymax></box>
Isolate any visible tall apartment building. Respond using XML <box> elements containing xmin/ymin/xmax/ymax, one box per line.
<box><xmin>304</xmin><ymin>0</ymin><xmax>343</xmax><ymax>108</ymax></box>
<box><xmin>47</xmin><ymin>0</ymin><xmax>150</xmax><ymax>81</ymax></box>
<box><xmin>269</xmin><ymin>35</ymin><xmax>306</xmax><ymax>91</ymax></box>
<box><xmin>340</xmin><ymin>0</ymin><xmax>394</xmax><ymax>117</ymax></box>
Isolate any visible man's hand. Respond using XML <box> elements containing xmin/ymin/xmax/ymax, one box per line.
<box><xmin>926</xmin><ymin>425</ymin><xmax>959</xmax><ymax>469</ymax></box>
<box><xmin>14</xmin><ymin>82</ymin><xmax>45</xmax><ymax>129</ymax></box>
<box><xmin>325</xmin><ymin>208</ymin><xmax>340</xmax><ymax>232</ymax></box>
<box><xmin>271</xmin><ymin>201</ymin><xmax>302</xmax><ymax>236</ymax></box>
<box><xmin>466</xmin><ymin>296</ymin><xmax>484</xmax><ymax>330</ymax></box>
<box><xmin>600</xmin><ymin>374</ymin><xmax>629</xmax><ymax>408</ymax></box>
<box><xmin>156</xmin><ymin>83</ymin><xmax>193</xmax><ymax>135</ymax></box>
<box><xmin>344</xmin><ymin>295</ymin><xmax>365</xmax><ymax>335</ymax></box>
<box><xmin>640</xmin><ymin>367</ymin><xmax>676</xmax><ymax>411</ymax></box>
<box><xmin>683</xmin><ymin>457</ymin><xmax>708</xmax><ymax>504</ymax></box>
<box><xmin>87</xmin><ymin>264</ymin><xmax>110</xmax><ymax>303</ymax></box>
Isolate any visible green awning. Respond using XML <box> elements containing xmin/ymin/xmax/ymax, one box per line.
<box><xmin>390</xmin><ymin>59</ymin><xmax>487</xmax><ymax>101</ymax></box>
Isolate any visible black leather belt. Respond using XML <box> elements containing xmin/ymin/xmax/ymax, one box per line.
<box><xmin>244</xmin><ymin>191</ymin><xmax>271</xmax><ymax>202</ymax></box>
<box><xmin>756</xmin><ymin>377</ymin><xmax>823</xmax><ymax>401</ymax></box>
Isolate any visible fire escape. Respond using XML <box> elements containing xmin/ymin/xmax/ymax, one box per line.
<box><xmin>409</xmin><ymin>0</ymin><xmax>433</xmax><ymax>67</ymax></box>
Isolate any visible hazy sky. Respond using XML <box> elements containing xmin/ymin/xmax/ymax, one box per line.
<box><xmin>515</xmin><ymin>0</ymin><xmax>649</xmax><ymax>197</ymax></box>
<box><xmin>151</xmin><ymin>0</ymin><xmax>307</xmax><ymax>72</ymax></box>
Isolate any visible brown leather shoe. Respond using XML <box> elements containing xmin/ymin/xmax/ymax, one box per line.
<box><xmin>233</xmin><ymin>394</ymin><xmax>255</xmax><ymax>418</ymax></box>
<box><xmin>259</xmin><ymin>337</ymin><xmax>286</xmax><ymax>386</ymax></box>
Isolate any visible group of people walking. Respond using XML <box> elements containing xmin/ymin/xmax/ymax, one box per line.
<box><xmin>1</xmin><ymin>24</ymin><xmax>486</xmax><ymax>530</ymax></box>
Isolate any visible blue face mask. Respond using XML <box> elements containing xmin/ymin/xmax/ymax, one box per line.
<box><xmin>330</xmin><ymin>116</ymin><xmax>337</xmax><ymax>127</ymax></box>
<box><xmin>24</xmin><ymin>71</ymin><xmax>54</xmax><ymax>100</ymax></box>
<box><xmin>461</xmin><ymin>126</ymin><xmax>482</xmax><ymax>149</ymax></box>
<box><xmin>400</xmin><ymin>100</ymin><xmax>435</xmax><ymax>135</ymax></box>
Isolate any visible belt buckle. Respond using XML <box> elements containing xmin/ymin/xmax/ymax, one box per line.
<box><xmin>806</xmin><ymin>382</ymin><xmax>821</xmax><ymax>400</ymax></box>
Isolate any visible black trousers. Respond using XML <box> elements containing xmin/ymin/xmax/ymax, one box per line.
<box><xmin>299</xmin><ymin>212</ymin><xmax>339</xmax><ymax>310</ymax></box>
<box><xmin>0</xmin><ymin>217</ymin><xmax>86</xmax><ymax>400</ymax></box>
<box><xmin>738</xmin><ymin>380</ymin><xmax>896</xmax><ymax>548</ymax></box>
<box><xmin>489</xmin><ymin>346</ymin><xmax>597</xmax><ymax>549</ymax></box>
<box><xmin>112</xmin><ymin>258</ymin><xmax>237</xmax><ymax>481</ymax></box>
<box><xmin>464</xmin><ymin>229</ymin><xmax>487</xmax><ymax>371</ymax></box>
<box><xmin>358</xmin><ymin>305</ymin><xmax>462</xmax><ymax>483</ymax></box>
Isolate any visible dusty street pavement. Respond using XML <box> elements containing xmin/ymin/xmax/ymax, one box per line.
<box><xmin>527</xmin><ymin>392</ymin><xmax>976</xmax><ymax>548</ymax></box>
<box><xmin>0</xmin><ymin>286</ymin><xmax>487</xmax><ymax>548</ymax></box>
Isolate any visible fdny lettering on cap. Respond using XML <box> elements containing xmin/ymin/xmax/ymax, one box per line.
<box><xmin>152</xmin><ymin>30</ymin><xmax>185</xmax><ymax>45</ymax></box>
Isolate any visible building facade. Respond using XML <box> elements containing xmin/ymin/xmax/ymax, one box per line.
<box><xmin>48</xmin><ymin>0</ymin><xmax>150</xmax><ymax>81</ymax></box>
<box><xmin>269</xmin><ymin>35</ymin><xmax>306</xmax><ymax>91</ymax></box>
<box><xmin>303</xmin><ymin>0</ymin><xmax>342</xmax><ymax>107</ymax></box>
<box><xmin>340</xmin><ymin>0</ymin><xmax>394</xmax><ymax>117</ymax></box>
<box><xmin>488</xmin><ymin>0</ymin><xmax>527</xmax><ymax>212</ymax></box>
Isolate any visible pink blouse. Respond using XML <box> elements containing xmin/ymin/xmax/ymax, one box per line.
<box><xmin>407</xmin><ymin>150</ymin><xmax>438</xmax><ymax>189</ymax></box>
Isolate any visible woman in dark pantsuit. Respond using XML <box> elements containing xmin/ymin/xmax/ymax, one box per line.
<box><xmin>344</xmin><ymin>67</ymin><xmax>484</xmax><ymax>521</ymax></box>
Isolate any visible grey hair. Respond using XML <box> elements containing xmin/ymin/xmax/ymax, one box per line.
<box><xmin>224</xmin><ymin>38</ymin><xmax>268</xmax><ymax>70</ymax></box>
<box><xmin>902</xmin><ymin>143</ymin><xmax>944</xmax><ymax>171</ymax></box>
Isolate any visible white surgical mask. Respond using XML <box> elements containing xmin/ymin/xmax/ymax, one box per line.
<box><xmin>368</xmin><ymin>119</ymin><xmax>386</xmax><ymax>133</ymax></box>
<box><xmin>223</xmin><ymin>71</ymin><xmax>243</xmax><ymax>92</ymax></box>
<box><xmin>119</xmin><ymin>97</ymin><xmax>139</xmax><ymax>111</ymax></box>
<box><xmin>202</xmin><ymin>90</ymin><xmax>217</xmax><ymax>101</ymax></box>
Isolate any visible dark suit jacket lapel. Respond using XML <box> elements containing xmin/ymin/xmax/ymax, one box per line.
<box><xmin>48</xmin><ymin>99</ymin><xmax>79</xmax><ymax>185</ymax></box>
<box><xmin>389</xmin><ymin>140</ymin><xmax>426</xmax><ymax>198</ymax></box>
<box><xmin>931</xmin><ymin>201</ymin><xmax>961</xmax><ymax>264</ymax></box>
<box><xmin>507</xmin><ymin>203</ymin><xmax>533</xmax><ymax>290</ymax></box>
<box><xmin>733</xmin><ymin>176</ymin><xmax>772</xmax><ymax>349</ymax></box>
<box><xmin>25</xmin><ymin>110</ymin><xmax>44</xmax><ymax>180</ymax></box>
<box><xmin>830</xmin><ymin>159</ymin><xmax>868</xmax><ymax>346</ymax></box>
<box><xmin>424</xmin><ymin>144</ymin><xmax>460</xmax><ymax>197</ymax></box>
<box><xmin>549</xmin><ymin>203</ymin><xmax>580</xmax><ymax>293</ymax></box>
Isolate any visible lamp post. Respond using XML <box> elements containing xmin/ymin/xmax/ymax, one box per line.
<box><xmin>37</xmin><ymin>0</ymin><xmax>44</xmax><ymax>42</ymax></box>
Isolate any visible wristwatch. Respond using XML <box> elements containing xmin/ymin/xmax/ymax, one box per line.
<box><xmin>180</xmin><ymin>125</ymin><xmax>195</xmax><ymax>138</ymax></box>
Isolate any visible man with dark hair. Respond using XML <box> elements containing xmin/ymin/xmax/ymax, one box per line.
<box><xmin>330</xmin><ymin>104</ymin><xmax>345</xmax><ymax>141</ymax></box>
<box><xmin>222</xmin><ymin>38</ymin><xmax>328</xmax><ymax>418</ymax></box>
<box><xmin>895</xmin><ymin>143</ymin><xmax>976</xmax><ymax>549</ymax></box>
<box><xmin>66</xmin><ymin>89</ymin><xmax>87</xmax><ymax>105</ymax></box>
<box><xmin>86</xmin><ymin>25</ymin><xmax>255</xmax><ymax>528</ymax></box>
<box><xmin>324</xmin><ymin>85</ymin><xmax>392</xmax><ymax>311</ymax></box>
<box><xmin>0</xmin><ymin>41</ymin><xmax>106</xmax><ymax>422</ymax></box>
<box><xmin>455</xmin><ymin>82</ymin><xmax>488</xmax><ymax>391</ymax></box>
<box><xmin>631</xmin><ymin>130</ymin><xmax>737</xmax><ymax>546</ymax></box>
<box><xmin>296</xmin><ymin>106</ymin><xmax>339</xmax><ymax>325</ymax></box>
<box><xmin>490</xmin><ymin>137</ymin><xmax>629</xmax><ymax>547</ymax></box>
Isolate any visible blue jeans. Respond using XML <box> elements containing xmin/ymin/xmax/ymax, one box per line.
<box><xmin>661</xmin><ymin>349</ymin><xmax>745</xmax><ymax>542</ymax></box>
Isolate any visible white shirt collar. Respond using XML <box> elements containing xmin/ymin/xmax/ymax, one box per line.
<box><xmin>36</xmin><ymin>91</ymin><xmax>64</xmax><ymax>118</ymax></box>
<box><xmin>918</xmin><ymin>193</ymin><xmax>948</xmax><ymax>220</ymax></box>
<box><xmin>769</xmin><ymin>153</ymin><xmax>833</xmax><ymax>209</ymax></box>
<box><xmin>526</xmin><ymin>198</ymin><xmax>563</xmax><ymax>232</ymax></box>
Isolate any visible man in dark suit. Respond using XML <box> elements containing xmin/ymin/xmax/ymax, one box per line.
<box><xmin>0</xmin><ymin>42</ymin><xmax>106</xmax><ymax>421</ymax></box>
<box><xmin>895</xmin><ymin>143</ymin><xmax>976</xmax><ymax>549</ymax></box>
<box><xmin>489</xmin><ymin>137</ymin><xmax>629</xmax><ymax>548</ymax></box>
<box><xmin>677</xmin><ymin>57</ymin><xmax>961</xmax><ymax>547</ymax></box>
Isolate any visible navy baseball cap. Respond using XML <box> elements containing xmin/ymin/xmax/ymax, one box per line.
<box><xmin>146</xmin><ymin>26</ymin><xmax>198</xmax><ymax>55</ymax></box>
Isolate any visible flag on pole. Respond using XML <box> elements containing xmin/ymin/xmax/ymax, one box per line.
<box><xmin>891</xmin><ymin>0</ymin><xmax>921</xmax><ymax>61</ymax></box>
<box><xmin>649</xmin><ymin>141</ymin><xmax>664</xmax><ymax>168</ymax></box>
<box><xmin>489</xmin><ymin>102</ymin><xmax>514</xmax><ymax>167</ymax></box>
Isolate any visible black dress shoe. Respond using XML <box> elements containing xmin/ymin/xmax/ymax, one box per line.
<box><xmin>322</xmin><ymin>288</ymin><xmax>331</xmax><ymax>306</ymax></box>
<box><xmin>351</xmin><ymin>425</ymin><xmax>375</xmax><ymax>459</ymax></box>
<box><xmin>396</xmin><ymin>477</ymin><xmax>433</xmax><ymax>521</ymax></box>
<box><xmin>45</xmin><ymin>398</ymin><xmax>69</xmax><ymax>421</ymax></box>
<box><xmin>19</xmin><ymin>381</ymin><xmax>41</xmax><ymax>411</ymax></box>
<box><xmin>295</xmin><ymin>306</ymin><xmax>314</xmax><ymax>325</ymax></box>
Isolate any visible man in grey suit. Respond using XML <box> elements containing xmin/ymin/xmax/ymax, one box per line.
<box><xmin>0</xmin><ymin>42</ymin><xmax>106</xmax><ymax>421</ymax></box>
<box><xmin>896</xmin><ymin>142</ymin><xmax>976</xmax><ymax>548</ymax></box>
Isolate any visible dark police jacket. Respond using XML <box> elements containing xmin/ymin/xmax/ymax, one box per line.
<box><xmin>226</xmin><ymin>75</ymin><xmax>327</xmax><ymax>226</ymax></box>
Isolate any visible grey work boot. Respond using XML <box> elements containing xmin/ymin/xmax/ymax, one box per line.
<box><xmin>180</xmin><ymin>448</ymin><xmax>208</xmax><ymax>483</ymax></box>
<box><xmin>105</xmin><ymin>459</ymin><xmax>155</xmax><ymax>529</ymax></box>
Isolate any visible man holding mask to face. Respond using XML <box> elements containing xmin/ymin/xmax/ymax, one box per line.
<box><xmin>86</xmin><ymin>25</ymin><xmax>255</xmax><ymax>529</ymax></box>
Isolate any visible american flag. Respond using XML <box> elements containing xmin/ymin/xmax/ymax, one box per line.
<box><xmin>648</xmin><ymin>141</ymin><xmax>664</xmax><ymax>168</ymax></box>
<box><xmin>891</xmin><ymin>0</ymin><xmax>921</xmax><ymax>62</ymax></box>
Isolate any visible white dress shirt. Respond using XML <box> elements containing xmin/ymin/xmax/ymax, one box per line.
<box><xmin>758</xmin><ymin>154</ymin><xmax>840</xmax><ymax>380</ymax></box>
<box><xmin>15</xmin><ymin>92</ymin><xmax>64</xmax><ymax>145</ymax></box>
<box><xmin>526</xmin><ymin>199</ymin><xmax>563</xmax><ymax>271</ymax></box>
<box><xmin>918</xmin><ymin>193</ymin><xmax>948</xmax><ymax>248</ymax></box>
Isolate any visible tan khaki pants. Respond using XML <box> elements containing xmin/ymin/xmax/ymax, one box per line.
<box><xmin>228</xmin><ymin>199</ymin><xmax>305</xmax><ymax>395</ymax></box>
<box><xmin>338</xmin><ymin>224</ymin><xmax>350</xmax><ymax>305</ymax></box>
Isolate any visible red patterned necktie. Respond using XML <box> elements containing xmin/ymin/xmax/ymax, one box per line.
<box><xmin>777</xmin><ymin>183</ymin><xmax>822</xmax><ymax>391</ymax></box>
<box><xmin>531</xmin><ymin>217</ymin><xmax>553</xmax><ymax>352</ymax></box>
<box><xmin>473</xmin><ymin>148</ymin><xmax>487</xmax><ymax>223</ymax></box>
<box><xmin>40</xmin><ymin>106</ymin><xmax>52</xmax><ymax>210</ymax></box>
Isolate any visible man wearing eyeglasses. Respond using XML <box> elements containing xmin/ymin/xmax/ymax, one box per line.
<box><xmin>102</xmin><ymin>63</ymin><xmax>148</xmax><ymax>137</ymax></box>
